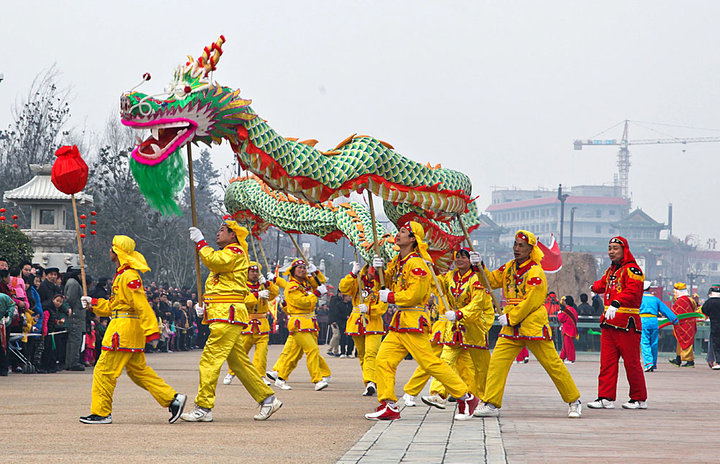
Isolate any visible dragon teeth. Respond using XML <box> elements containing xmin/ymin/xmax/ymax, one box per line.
<box><xmin>151</xmin><ymin>128</ymin><xmax>160</xmax><ymax>140</ymax></box>
<box><xmin>135</xmin><ymin>135</ymin><xmax>143</xmax><ymax>144</ymax></box>
<box><xmin>150</xmin><ymin>143</ymin><xmax>162</xmax><ymax>155</ymax></box>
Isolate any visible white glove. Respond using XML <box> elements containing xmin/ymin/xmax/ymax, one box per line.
<box><xmin>258</xmin><ymin>275</ymin><xmax>267</xmax><ymax>285</ymax></box>
<box><xmin>258</xmin><ymin>289</ymin><xmax>270</xmax><ymax>299</ymax></box>
<box><xmin>266</xmin><ymin>272</ymin><xmax>276</xmax><ymax>282</ymax></box>
<box><xmin>81</xmin><ymin>296</ymin><xmax>93</xmax><ymax>309</ymax></box>
<box><xmin>604</xmin><ymin>306</ymin><xmax>617</xmax><ymax>320</ymax></box>
<box><xmin>316</xmin><ymin>284</ymin><xmax>327</xmax><ymax>296</ymax></box>
<box><xmin>445</xmin><ymin>310</ymin><xmax>457</xmax><ymax>322</ymax></box>
<box><xmin>373</xmin><ymin>256</ymin><xmax>384</xmax><ymax>269</ymax></box>
<box><xmin>0</xmin><ymin>316</ymin><xmax>9</xmax><ymax>326</ymax></box>
<box><xmin>189</xmin><ymin>227</ymin><xmax>204</xmax><ymax>243</ymax></box>
<box><xmin>358</xmin><ymin>304</ymin><xmax>368</xmax><ymax>314</ymax></box>
<box><xmin>498</xmin><ymin>313</ymin><xmax>509</xmax><ymax>326</ymax></box>
<box><xmin>194</xmin><ymin>303</ymin><xmax>205</xmax><ymax>317</ymax></box>
<box><xmin>469</xmin><ymin>252</ymin><xmax>482</xmax><ymax>266</ymax></box>
<box><xmin>379</xmin><ymin>289</ymin><xmax>391</xmax><ymax>303</ymax></box>
<box><xmin>351</xmin><ymin>261</ymin><xmax>363</xmax><ymax>275</ymax></box>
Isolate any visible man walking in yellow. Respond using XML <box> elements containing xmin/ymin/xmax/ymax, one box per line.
<box><xmin>182</xmin><ymin>219</ymin><xmax>282</xmax><ymax>422</ymax></box>
<box><xmin>365</xmin><ymin>221</ymin><xmax>478</xmax><ymax>421</ymax></box>
<box><xmin>79</xmin><ymin>235</ymin><xmax>186</xmax><ymax>424</ymax></box>
<box><xmin>224</xmin><ymin>261</ymin><xmax>279</xmax><ymax>385</ymax></box>
<box><xmin>472</xmin><ymin>230</ymin><xmax>582</xmax><ymax>419</ymax></box>
<box><xmin>339</xmin><ymin>263</ymin><xmax>387</xmax><ymax>396</ymax></box>
<box><xmin>422</xmin><ymin>248</ymin><xmax>495</xmax><ymax>419</ymax></box>
<box><xmin>266</xmin><ymin>259</ymin><xmax>332</xmax><ymax>391</ymax></box>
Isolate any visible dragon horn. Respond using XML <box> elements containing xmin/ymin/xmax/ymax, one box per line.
<box><xmin>197</xmin><ymin>35</ymin><xmax>226</xmax><ymax>76</ymax></box>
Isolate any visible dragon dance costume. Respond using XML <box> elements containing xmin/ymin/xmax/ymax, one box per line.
<box><xmin>590</xmin><ymin>236</ymin><xmax>647</xmax><ymax>406</ymax></box>
<box><xmin>271</xmin><ymin>259</ymin><xmax>332</xmax><ymax>385</ymax></box>
<box><xmin>339</xmin><ymin>265</ymin><xmax>387</xmax><ymax>391</ymax></box>
<box><xmin>669</xmin><ymin>283</ymin><xmax>698</xmax><ymax>367</ymax></box>
<box><xmin>86</xmin><ymin>236</ymin><xmax>179</xmax><ymax>419</ymax></box>
<box><xmin>189</xmin><ymin>221</ymin><xmax>275</xmax><ymax>412</ymax></box>
<box><xmin>368</xmin><ymin>222</ymin><xmax>470</xmax><ymax>420</ymax></box>
<box><xmin>479</xmin><ymin>231</ymin><xmax>580</xmax><ymax>413</ymax></box>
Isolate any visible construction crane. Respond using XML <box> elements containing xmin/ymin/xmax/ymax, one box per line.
<box><xmin>574</xmin><ymin>120</ymin><xmax>720</xmax><ymax>199</ymax></box>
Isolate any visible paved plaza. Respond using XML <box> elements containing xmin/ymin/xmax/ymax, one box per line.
<box><xmin>2</xmin><ymin>346</ymin><xmax>719</xmax><ymax>463</ymax></box>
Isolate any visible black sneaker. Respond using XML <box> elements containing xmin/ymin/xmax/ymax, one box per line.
<box><xmin>80</xmin><ymin>414</ymin><xmax>112</xmax><ymax>424</ymax></box>
<box><xmin>69</xmin><ymin>364</ymin><xmax>86</xmax><ymax>371</ymax></box>
<box><xmin>168</xmin><ymin>393</ymin><xmax>187</xmax><ymax>423</ymax></box>
<box><xmin>681</xmin><ymin>361</ymin><xmax>695</xmax><ymax>368</ymax></box>
<box><xmin>668</xmin><ymin>357</ymin><xmax>681</xmax><ymax>367</ymax></box>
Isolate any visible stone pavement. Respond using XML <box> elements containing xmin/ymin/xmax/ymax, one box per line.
<box><xmin>337</xmin><ymin>351</ymin><xmax>720</xmax><ymax>464</ymax></box>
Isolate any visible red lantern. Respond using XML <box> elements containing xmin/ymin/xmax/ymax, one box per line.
<box><xmin>90</xmin><ymin>220</ymin><xmax>97</xmax><ymax>225</ymax></box>
<box><xmin>90</xmin><ymin>231</ymin><xmax>97</xmax><ymax>235</ymax></box>
<box><xmin>0</xmin><ymin>208</ymin><xmax>5</xmax><ymax>213</ymax></box>
<box><xmin>12</xmin><ymin>224</ymin><xmax>18</xmax><ymax>228</ymax></box>
<box><xmin>80</xmin><ymin>233</ymin><xmax>86</xmax><ymax>238</ymax></box>
<box><xmin>91</xmin><ymin>211</ymin><xmax>97</xmax><ymax>216</ymax></box>
<box><xmin>80</xmin><ymin>214</ymin><xmax>87</xmax><ymax>220</ymax></box>
<box><xmin>0</xmin><ymin>216</ymin><xmax>5</xmax><ymax>221</ymax></box>
<box><xmin>11</xmin><ymin>215</ymin><xmax>18</xmax><ymax>220</ymax></box>
<box><xmin>51</xmin><ymin>145</ymin><xmax>88</xmax><ymax>195</ymax></box>
<box><xmin>80</xmin><ymin>224</ymin><xmax>87</xmax><ymax>229</ymax></box>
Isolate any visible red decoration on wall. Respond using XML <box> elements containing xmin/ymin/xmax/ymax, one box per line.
<box><xmin>90</xmin><ymin>211</ymin><xmax>97</xmax><ymax>216</ymax></box>
<box><xmin>90</xmin><ymin>220</ymin><xmax>96</xmax><ymax>225</ymax></box>
<box><xmin>80</xmin><ymin>233</ymin><xmax>86</xmax><ymax>238</ymax></box>
<box><xmin>0</xmin><ymin>216</ymin><xmax>5</xmax><ymax>221</ymax></box>
<box><xmin>80</xmin><ymin>214</ymin><xmax>87</xmax><ymax>220</ymax></box>
<box><xmin>11</xmin><ymin>215</ymin><xmax>17</xmax><ymax>220</ymax></box>
<box><xmin>80</xmin><ymin>224</ymin><xmax>87</xmax><ymax>229</ymax></box>
<box><xmin>51</xmin><ymin>145</ymin><xmax>88</xmax><ymax>195</ymax></box>
<box><xmin>0</xmin><ymin>209</ymin><xmax>5</xmax><ymax>213</ymax></box>
<box><xmin>90</xmin><ymin>231</ymin><xmax>97</xmax><ymax>235</ymax></box>
<box><xmin>12</xmin><ymin>224</ymin><xmax>18</xmax><ymax>229</ymax></box>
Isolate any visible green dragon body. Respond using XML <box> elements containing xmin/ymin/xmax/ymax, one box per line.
<box><xmin>120</xmin><ymin>36</ymin><xmax>472</xmax><ymax>218</ymax></box>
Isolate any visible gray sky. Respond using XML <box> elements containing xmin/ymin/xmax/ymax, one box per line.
<box><xmin>2</xmin><ymin>1</ymin><xmax>720</xmax><ymax>245</ymax></box>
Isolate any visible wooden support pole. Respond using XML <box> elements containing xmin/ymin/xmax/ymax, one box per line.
<box><xmin>366</xmin><ymin>193</ymin><xmax>386</xmax><ymax>288</ymax></box>
<box><xmin>457</xmin><ymin>214</ymin><xmax>501</xmax><ymax>315</ymax></box>
<box><xmin>70</xmin><ymin>194</ymin><xmax>88</xmax><ymax>296</ymax></box>
<box><xmin>187</xmin><ymin>143</ymin><xmax>203</xmax><ymax>301</ymax></box>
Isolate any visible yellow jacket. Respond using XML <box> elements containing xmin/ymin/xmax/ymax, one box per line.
<box><xmin>91</xmin><ymin>265</ymin><xmax>160</xmax><ymax>352</ymax></box>
<box><xmin>383</xmin><ymin>251</ymin><xmax>432</xmax><ymax>333</ymax></box>
<box><xmin>338</xmin><ymin>266</ymin><xmax>388</xmax><ymax>335</ymax></box>
<box><xmin>199</xmin><ymin>242</ymin><xmax>250</xmax><ymax>326</ymax></box>
<box><xmin>437</xmin><ymin>269</ymin><xmax>494</xmax><ymax>349</ymax></box>
<box><xmin>485</xmin><ymin>259</ymin><xmax>551</xmax><ymax>340</ymax></box>
<box><xmin>242</xmin><ymin>280</ymin><xmax>280</xmax><ymax>335</ymax></box>
<box><xmin>284</xmin><ymin>272</ymin><xmax>326</xmax><ymax>333</ymax></box>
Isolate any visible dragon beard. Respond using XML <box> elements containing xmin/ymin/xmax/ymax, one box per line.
<box><xmin>130</xmin><ymin>149</ymin><xmax>186</xmax><ymax>215</ymax></box>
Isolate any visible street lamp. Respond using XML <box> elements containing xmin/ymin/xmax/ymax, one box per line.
<box><xmin>558</xmin><ymin>184</ymin><xmax>569</xmax><ymax>250</ymax></box>
<box><xmin>569</xmin><ymin>207</ymin><xmax>577</xmax><ymax>252</ymax></box>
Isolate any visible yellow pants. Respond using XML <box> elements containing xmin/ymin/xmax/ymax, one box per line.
<box><xmin>483</xmin><ymin>337</ymin><xmax>580</xmax><ymax>408</ymax></box>
<box><xmin>228</xmin><ymin>333</ymin><xmax>269</xmax><ymax>378</ymax></box>
<box><xmin>91</xmin><ymin>350</ymin><xmax>176</xmax><ymax>416</ymax></box>
<box><xmin>353</xmin><ymin>334</ymin><xmax>383</xmax><ymax>385</ymax></box>
<box><xmin>273</xmin><ymin>331</ymin><xmax>331</xmax><ymax>383</ymax></box>
<box><xmin>403</xmin><ymin>342</ymin><xmax>443</xmax><ymax>396</ymax></box>
<box><xmin>430</xmin><ymin>346</ymin><xmax>490</xmax><ymax>399</ymax></box>
<box><xmin>195</xmin><ymin>322</ymin><xmax>274</xmax><ymax>409</ymax></box>
<box><xmin>676</xmin><ymin>342</ymin><xmax>695</xmax><ymax>362</ymax></box>
<box><xmin>376</xmin><ymin>331</ymin><xmax>468</xmax><ymax>403</ymax></box>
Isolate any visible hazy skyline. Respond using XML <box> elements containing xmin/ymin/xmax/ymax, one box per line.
<box><xmin>2</xmin><ymin>1</ymin><xmax>720</xmax><ymax>245</ymax></box>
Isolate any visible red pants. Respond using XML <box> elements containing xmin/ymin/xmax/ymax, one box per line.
<box><xmin>515</xmin><ymin>346</ymin><xmax>529</xmax><ymax>362</ymax></box>
<box><xmin>560</xmin><ymin>335</ymin><xmax>575</xmax><ymax>362</ymax></box>
<box><xmin>598</xmin><ymin>327</ymin><xmax>646</xmax><ymax>401</ymax></box>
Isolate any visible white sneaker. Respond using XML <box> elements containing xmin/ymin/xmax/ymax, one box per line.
<box><xmin>275</xmin><ymin>378</ymin><xmax>292</xmax><ymax>390</ymax></box>
<box><xmin>339</xmin><ymin>354</ymin><xmax>348</xmax><ymax>358</ymax></box>
<box><xmin>568</xmin><ymin>401</ymin><xmax>582</xmax><ymax>418</ymax></box>
<box><xmin>265</xmin><ymin>370</ymin><xmax>279</xmax><ymax>381</ymax></box>
<box><xmin>315</xmin><ymin>379</ymin><xmax>329</xmax><ymax>391</ymax></box>
<box><xmin>421</xmin><ymin>394</ymin><xmax>447</xmax><ymax>409</ymax></box>
<box><xmin>473</xmin><ymin>402</ymin><xmax>500</xmax><ymax>417</ymax></box>
<box><xmin>262</xmin><ymin>377</ymin><xmax>272</xmax><ymax>386</ymax></box>
<box><xmin>712</xmin><ymin>363</ymin><xmax>720</xmax><ymax>370</ymax></box>
<box><xmin>402</xmin><ymin>393</ymin><xmax>416</xmax><ymax>407</ymax></box>
<box><xmin>180</xmin><ymin>405</ymin><xmax>213</xmax><ymax>422</ymax></box>
<box><xmin>323</xmin><ymin>376</ymin><xmax>332</xmax><ymax>383</ymax></box>
<box><xmin>254</xmin><ymin>397</ymin><xmax>283</xmax><ymax>421</ymax></box>
<box><xmin>587</xmin><ymin>398</ymin><xmax>615</xmax><ymax>409</ymax></box>
<box><xmin>362</xmin><ymin>381</ymin><xmax>377</xmax><ymax>397</ymax></box>
<box><xmin>621</xmin><ymin>400</ymin><xmax>648</xmax><ymax>410</ymax></box>
<box><xmin>564</xmin><ymin>360</ymin><xmax>575</xmax><ymax>364</ymax></box>
<box><xmin>223</xmin><ymin>373</ymin><xmax>234</xmax><ymax>385</ymax></box>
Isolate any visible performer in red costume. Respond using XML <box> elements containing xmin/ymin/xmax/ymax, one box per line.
<box><xmin>668</xmin><ymin>282</ymin><xmax>698</xmax><ymax>368</ymax></box>
<box><xmin>588</xmin><ymin>236</ymin><xmax>647</xmax><ymax>410</ymax></box>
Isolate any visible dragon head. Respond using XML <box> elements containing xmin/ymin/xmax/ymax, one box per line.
<box><xmin>120</xmin><ymin>36</ymin><xmax>256</xmax><ymax>214</ymax></box>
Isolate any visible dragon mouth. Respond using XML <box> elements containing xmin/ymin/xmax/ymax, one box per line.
<box><xmin>126</xmin><ymin>119</ymin><xmax>197</xmax><ymax>166</ymax></box>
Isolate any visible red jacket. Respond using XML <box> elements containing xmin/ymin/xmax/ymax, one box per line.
<box><xmin>557</xmin><ymin>305</ymin><xmax>578</xmax><ymax>338</ymax></box>
<box><xmin>592</xmin><ymin>237</ymin><xmax>645</xmax><ymax>332</ymax></box>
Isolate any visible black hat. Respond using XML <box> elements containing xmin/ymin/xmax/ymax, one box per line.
<box><xmin>45</xmin><ymin>267</ymin><xmax>60</xmax><ymax>274</ymax></box>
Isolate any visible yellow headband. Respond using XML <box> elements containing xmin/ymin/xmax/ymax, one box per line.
<box><xmin>248</xmin><ymin>261</ymin><xmax>262</xmax><ymax>272</ymax></box>
<box><xmin>112</xmin><ymin>235</ymin><xmax>150</xmax><ymax>273</ymax></box>
<box><xmin>283</xmin><ymin>258</ymin><xmax>307</xmax><ymax>276</ymax></box>
<box><xmin>405</xmin><ymin>221</ymin><xmax>433</xmax><ymax>264</ymax></box>
<box><xmin>224</xmin><ymin>219</ymin><xmax>249</xmax><ymax>253</ymax></box>
<box><xmin>515</xmin><ymin>229</ymin><xmax>544</xmax><ymax>264</ymax></box>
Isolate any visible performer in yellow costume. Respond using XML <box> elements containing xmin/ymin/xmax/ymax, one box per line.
<box><xmin>182</xmin><ymin>219</ymin><xmax>282</xmax><ymax>422</ymax></box>
<box><xmin>339</xmin><ymin>263</ymin><xmax>388</xmax><ymax>396</ymax></box>
<box><xmin>224</xmin><ymin>261</ymin><xmax>279</xmax><ymax>386</ymax></box>
<box><xmin>365</xmin><ymin>221</ymin><xmax>478</xmax><ymax>421</ymax></box>
<box><xmin>421</xmin><ymin>248</ymin><xmax>495</xmax><ymax>419</ymax></box>
<box><xmin>79</xmin><ymin>235</ymin><xmax>186</xmax><ymax>424</ymax></box>
<box><xmin>266</xmin><ymin>259</ymin><xmax>332</xmax><ymax>391</ymax></box>
<box><xmin>473</xmin><ymin>230</ymin><xmax>582</xmax><ymax>419</ymax></box>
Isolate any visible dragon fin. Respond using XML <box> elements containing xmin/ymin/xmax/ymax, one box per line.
<box><xmin>322</xmin><ymin>150</ymin><xmax>342</xmax><ymax>156</ymax></box>
<box><xmin>285</xmin><ymin>137</ymin><xmax>299</xmax><ymax>142</ymax></box>
<box><xmin>334</xmin><ymin>133</ymin><xmax>357</xmax><ymax>151</ymax></box>
<box><xmin>379</xmin><ymin>140</ymin><xmax>395</xmax><ymax>150</ymax></box>
<box><xmin>299</xmin><ymin>139</ymin><xmax>319</xmax><ymax>147</ymax></box>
